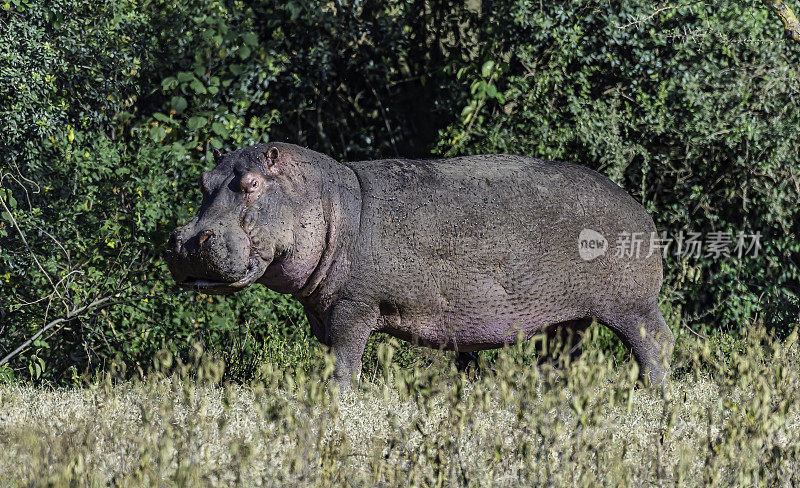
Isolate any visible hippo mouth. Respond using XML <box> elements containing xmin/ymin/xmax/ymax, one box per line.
<box><xmin>178</xmin><ymin>255</ymin><xmax>267</xmax><ymax>295</ymax></box>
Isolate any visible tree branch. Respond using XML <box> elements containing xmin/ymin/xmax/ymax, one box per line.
<box><xmin>0</xmin><ymin>178</ymin><xmax>63</xmax><ymax>305</ymax></box>
<box><xmin>764</xmin><ymin>0</ymin><xmax>800</xmax><ymax>43</ymax></box>
<box><xmin>0</xmin><ymin>295</ymin><xmax>150</xmax><ymax>368</ymax></box>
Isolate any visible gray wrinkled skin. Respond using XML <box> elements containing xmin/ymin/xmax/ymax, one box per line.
<box><xmin>166</xmin><ymin>143</ymin><xmax>674</xmax><ymax>387</ymax></box>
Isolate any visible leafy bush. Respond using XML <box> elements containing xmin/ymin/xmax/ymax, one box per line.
<box><xmin>0</xmin><ymin>0</ymin><xmax>299</xmax><ymax>382</ymax></box>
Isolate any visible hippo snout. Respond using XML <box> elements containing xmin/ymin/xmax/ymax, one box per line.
<box><xmin>165</xmin><ymin>222</ymin><xmax>264</xmax><ymax>294</ymax></box>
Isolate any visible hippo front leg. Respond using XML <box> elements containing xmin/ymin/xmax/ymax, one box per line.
<box><xmin>327</xmin><ymin>300</ymin><xmax>377</xmax><ymax>388</ymax></box>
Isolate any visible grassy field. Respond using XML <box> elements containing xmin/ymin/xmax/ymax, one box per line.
<box><xmin>1</xmin><ymin>330</ymin><xmax>799</xmax><ymax>487</ymax></box>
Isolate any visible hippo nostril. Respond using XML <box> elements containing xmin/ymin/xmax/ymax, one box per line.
<box><xmin>199</xmin><ymin>230</ymin><xmax>214</xmax><ymax>247</ymax></box>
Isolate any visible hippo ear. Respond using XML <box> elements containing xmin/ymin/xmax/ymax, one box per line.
<box><xmin>212</xmin><ymin>148</ymin><xmax>223</xmax><ymax>164</ymax></box>
<box><xmin>265</xmin><ymin>146</ymin><xmax>280</xmax><ymax>175</ymax></box>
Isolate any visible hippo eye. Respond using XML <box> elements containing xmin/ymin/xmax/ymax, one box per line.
<box><xmin>240</xmin><ymin>171</ymin><xmax>264</xmax><ymax>194</ymax></box>
<box><xmin>242</xmin><ymin>179</ymin><xmax>258</xmax><ymax>193</ymax></box>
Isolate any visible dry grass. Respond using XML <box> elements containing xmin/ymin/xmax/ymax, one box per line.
<box><xmin>1</xmin><ymin>329</ymin><xmax>799</xmax><ymax>487</ymax></box>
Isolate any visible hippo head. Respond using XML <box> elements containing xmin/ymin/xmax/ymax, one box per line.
<box><xmin>166</xmin><ymin>143</ymin><xmax>330</xmax><ymax>295</ymax></box>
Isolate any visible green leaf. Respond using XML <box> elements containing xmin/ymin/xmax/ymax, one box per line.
<box><xmin>161</xmin><ymin>76</ymin><xmax>178</xmax><ymax>90</ymax></box>
<box><xmin>211</xmin><ymin>122</ymin><xmax>228</xmax><ymax>137</ymax></box>
<box><xmin>238</xmin><ymin>45</ymin><xmax>251</xmax><ymax>60</ymax></box>
<box><xmin>481</xmin><ymin>60</ymin><xmax>494</xmax><ymax>78</ymax></box>
<box><xmin>187</xmin><ymin>116</ymin><xmax>207</xmax><ymax>131</ymax></box>
<box><xmin>171</xmin><ymin>96</ymin><xmax>188</xmax><ymax>114</ymax></box>
<box><xmin>170</xmin><ymin>142</ymin><xmax>188</xmax><ymax>159</ymax></box>
<box><xmin>242</xmin><ymin>32</ymin><xmax>258</xmax><ymax>47</ymax></box>
<box><xmin>0</xmin><ymin>189</ymin><xmax>16</xmax><ymax>209</ymax></box>
<box><xmin>177</xmin><ymin>71</ymin><xmax>195</xmax><ymax>82</ymax></box>
<box><xmin>149</xmin><ymin>126</ymin><xmax>166</xmax><ymax>142</ymax></box>
<box><xmin>153</xmin><ymin>112</ymin><xmax>172</xmax><ymax>123</ymax></box>
<box><xmin>190</xmin><ymin>79</ymin><xmax>207</xmax><ymax>94</ymax></box>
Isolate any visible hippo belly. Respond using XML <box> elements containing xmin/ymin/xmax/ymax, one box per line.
<box><xmin>375</xmin><ymin>263</ymin><xmax>586</xmax><ymax>351</ymax></box>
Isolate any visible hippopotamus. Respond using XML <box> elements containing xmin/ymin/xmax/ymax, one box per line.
<box><xmin>166</xmin><ymin>143</ymin><xmax>674</xmax><ymax>386</ymax></box>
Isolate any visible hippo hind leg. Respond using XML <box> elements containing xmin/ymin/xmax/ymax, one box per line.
<box><xmin>602</xmin><ymin>302</ymin><xmax>674</xmax><ymax>387</ymax></box>
<box><xmin>536</xmin><ymin>317</ymin><xmax>592</xmax><ymax>366</ymax></box>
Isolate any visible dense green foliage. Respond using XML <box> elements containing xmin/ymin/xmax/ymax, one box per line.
<box><xmin>1</xmin><ymin>0</ymin><xmax>798</xmax><ymax>383</ymax></box>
